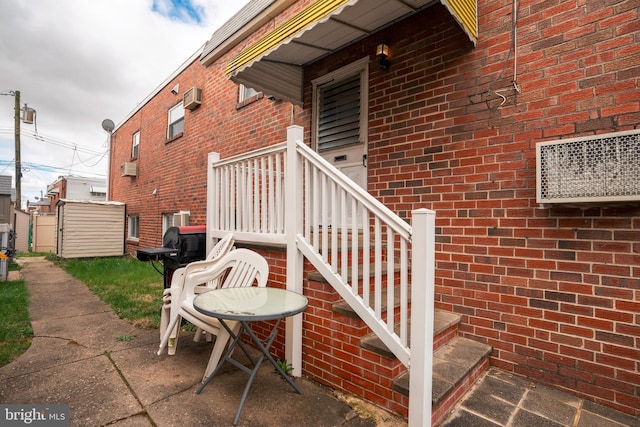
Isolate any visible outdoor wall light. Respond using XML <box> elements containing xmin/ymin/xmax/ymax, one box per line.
<box><xmin>376</xmin><ymin>42</ymin><xmax>390</xmax><ymax>70</ymax></box>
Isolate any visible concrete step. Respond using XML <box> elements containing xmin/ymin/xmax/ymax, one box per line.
<box><xmin>359</xmin><ymin>310</ymin><xmax>461</xmax><ymax>357</ymax></box>
<box><xmin>307</xmin><ymin>229</ymin><xmax>366</xmax><ymax>251</ymax></box>
<box><xmin>393</xmin><ymin>336</ymin><xmax>492</xmax><ymax>424</ymax></box>
<box><xmin>308</xmin><ymin>262</ymin><xmax>401</xmax><ymax>287</ymax></box>
<box><xmin>331</xmin><ymin>284</ymin><xmax>402</xmax><ymax>319</ymax></box>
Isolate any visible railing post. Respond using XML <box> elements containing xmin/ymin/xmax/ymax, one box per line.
<box><xmin>285</xmin><ymin>125</ymin><xmax>305</xmax><ymax>377</ymax></box>
<box><xmin>409</xmin><ymin>208</ymin><xmax>436</xmax><ymax>427</ymax></box>
<box><xmin>206</xmin><ymin>152</ymin><xmax>220</xmax><ymax>255</ymax></box>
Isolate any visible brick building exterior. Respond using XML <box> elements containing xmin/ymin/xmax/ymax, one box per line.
<box><xmin>110</xmin><ymin>0</ymin><xmax>639</xmax><ymax>421</ymax></box>
<box><xmin>45</xmin><ymin>176</ymin><xmax>106</xmax><ymax>211</ymax></box>
<box><xmin>109</xmin><ymin>50</ymin><xmax>307</xmax><ymax>250</ymax></box>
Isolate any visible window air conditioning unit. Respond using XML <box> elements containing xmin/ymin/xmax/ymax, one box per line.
<box><xmin>173</xmin><ymin>211</ymin><xmax>190</xmax><ymax>227</ymax></box>
<box><xmin>120</xmin><ymin>162</ymin><xmax>137</xmax><ymax>177</ymax></box>
<box><xmin>183</xmin><ymin>87</ymin><xmax>202</xmax><ymax>110</ymax></box>
<box><xmin>536</xmin><ymin>129</ymin><xmax>640</xmax><ymax>204</ymax></box>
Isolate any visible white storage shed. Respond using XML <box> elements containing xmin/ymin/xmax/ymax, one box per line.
<box><xmin>56</xmin><ymin>200</ymin><xmax>125</xmax><ymax>259</ymax></box>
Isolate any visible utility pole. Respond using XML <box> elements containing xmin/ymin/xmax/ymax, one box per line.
<box><xmin>14</xmin><ymin>90</ymin><xmax>21</xmax><ymax>210</ymax></box>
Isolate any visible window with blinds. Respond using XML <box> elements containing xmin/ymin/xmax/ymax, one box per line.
<box><xmin>317</xmin><ymin>74</ymin><xmax>361</xmax><ymax>151</ymax></box>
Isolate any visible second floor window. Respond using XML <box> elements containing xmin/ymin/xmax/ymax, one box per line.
<box><xmin>132</xmin><ymin>131</ymin><xmax>140</xmax><ymax>159</ymax></box>
<box><xmin>168</xmin><ymin>102</ymin><xmax>184</xmax><ymax>139</ymax></box>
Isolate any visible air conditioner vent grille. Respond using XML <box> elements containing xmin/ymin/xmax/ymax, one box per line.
<box><xmin>536</xmin><ymin>130</ymin><xmax>640</xmax><ymax>204</ymax></box>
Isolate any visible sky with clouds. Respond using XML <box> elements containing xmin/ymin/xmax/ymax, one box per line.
<box><xmin>0</xmin><ymin>0</ymin><xmax>249</xmax><ymax>208</ymax></box>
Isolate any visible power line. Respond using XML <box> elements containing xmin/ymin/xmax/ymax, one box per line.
<box><xmin>0</xmin><ymin>159</ymin><xmax>106</xmax><ymax>178</ymax></box>
<box><xmin>0</xmin><ymin>127</ymin><xmax>106</xmax><ymax>156</ymax></box>
<box><xmin>0</xmin><ymin>127</ymin><xmax>109</xmax><ymax>173</ymax></box>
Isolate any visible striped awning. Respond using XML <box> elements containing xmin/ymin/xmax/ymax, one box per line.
<box><xmin>227</xmin><ymin>0</ymin><xmax>477</xmax><ymax>104</ymax></box>
<box><xmin>441</xmin><ymin>0</ymin><xmax>478</xmax><ymax>41</ymax></box>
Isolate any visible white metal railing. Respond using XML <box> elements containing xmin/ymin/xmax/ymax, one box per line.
<box><xmin>207</xmin><ymin>125</ymin><xmax>434</xmax><ymax>426</ymax></box>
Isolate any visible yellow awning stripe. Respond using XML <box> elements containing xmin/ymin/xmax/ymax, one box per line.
<box><xmin>227</xmin><ymin>0</ymin><xmax>352</xmax><ymax>76</ymax></box>
<box><xmin>441</xmin><ymin>0</ymin><xmax>477</xmax><ymax>41</ymax></box>
<box><xmin>228</xmin><ymin>0</ymin><xmax>477</xmax><ymax>80</ymax></box>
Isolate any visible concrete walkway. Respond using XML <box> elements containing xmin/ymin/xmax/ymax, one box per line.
<box><xmin>1</xmin><ymin>257</ymin><xmax>638</xmax><ymax>426</ymax></box>
<box><xmin>0</xmin><ymin>257</ymin><xmax>398</xmax><ymax>427</ymax></box>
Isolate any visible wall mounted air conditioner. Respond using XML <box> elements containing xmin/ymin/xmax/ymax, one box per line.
<box><xmin>536</xmin><ymin>129</ymin><xmax>640</xmax><ymax>204</ymax></box>
<box><xmin>183</xmin><ymin>87</ymin><xmax>202</xmax><ymax>110</ymax></box>
<box><xmin>120</xmin><ymin>162</ymin><xmax>137</xmax><ymax>177</ymax></box>
<box><xmin>172</xmin><ymin>211</ymin><xmax>190</xmax><ymax>227</ymax></box>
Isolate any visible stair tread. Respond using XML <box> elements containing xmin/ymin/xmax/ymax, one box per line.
<box><xmin>393</xmin><ymin>336</ymin><xmax>492</xmax><ymax>405</ymax></box>
<box><xmin>309</xmin><ymin>262</ymin><xmax>401</xmax><ymax>284</ymax></box>
<box><xmin>359</xmin><ymin>310</ymin><xmax>461</xmax><ymax>358</ymax></box>
<box><xmin>332</xmin><ymin>289</ymin><xmax>400</xmax><ymax>318</ymax></box>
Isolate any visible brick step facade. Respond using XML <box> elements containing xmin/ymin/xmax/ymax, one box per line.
<box><xmin>304</xmin><ymin>240</ymin><xmax>491</xmax><ymax>423</ymax></box>
<box><xmin>332</xmin><ymin>298</ymin><xmax>492</xmax><ymax>424</ymax></box>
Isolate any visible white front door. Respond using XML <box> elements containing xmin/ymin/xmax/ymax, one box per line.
<box><xmin>313</xmin><ymin>59</ymin><xmax>369</xmax><ymax>226</ymax></box>
<box><xmin>320</xmin><ymin>130</ymin><xmax>367</xmax><ymax>191</ymax></box>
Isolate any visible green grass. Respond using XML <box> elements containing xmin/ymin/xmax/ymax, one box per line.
<box><xmin>0</xmin><ymin>255</ymin><xmax>162</xmax><ymax>368</ymax></box>
<box><xmin>16</xmin><ymin>252</ymin><xmax>51</xmax><ymax>258</ymax></box>
<box><xmin>0</xmin><ymin>279</ymin><xmax>33</xmax><ymax>366</ymax></box>
<box><xmin>48</xmin><ymin>255</ymin><xmax>164</xmax><ymax>329</ymax></box>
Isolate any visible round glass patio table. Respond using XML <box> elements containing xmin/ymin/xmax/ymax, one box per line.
<box><xmin>194</xmin><ymin>286</ymin><xmax>308</xmax><ymax>321</ymax></box>
<box><xmin>193</xmin><ymin>287</ymin><xmax>308</xmax><ymax>425</ymax></box>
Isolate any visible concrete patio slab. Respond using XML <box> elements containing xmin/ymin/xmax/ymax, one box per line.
<box><xmin>0</xmin><ymin>355</ymin><xmax>142</xmax><ymax>426</ymax></box>
<box><xmin>0</xmin><ymin>257</ymin><xmax>386</xmax><ymax>426</ymax></box>
<box><xmin>4</xmin><ymin>257</ymin><xmax>638</xmax><ymax>427</ymax></box>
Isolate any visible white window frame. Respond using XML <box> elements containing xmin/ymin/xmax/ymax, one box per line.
<box><xmin>239</xmin><ymin>84</ymin><xmax>259</xmax><ymax>103</ymax></box>
<box><xmin>128</xmin><ymin>215</ymin><xmax>139</xmax><ymax>240</ymax></box>
<box><xmin>162</xmin><ymin>213</ymin><xmax>175</xmax><ymax>237</ymax></box>
<box><xmin>311</xmin><ymin>57</ymin><xmax>369</xmax><ymax>151</ymax></box>
<box><xmin>132</xmin><ymin>131</ymin><xmax>140</xmax><ymax>160</ymax></box>
<box><xmin>167</xmin><ymin>102</ymin><xmax>184</xmax><ymax>139</ymax></box>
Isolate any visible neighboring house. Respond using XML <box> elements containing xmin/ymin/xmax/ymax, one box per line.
<box><xmin>0</xmin><ymin>175</ymin><xmax>28</xmax><ymax>254</ymax></box>
<box><xmin>0</xmin><ymin>175</ymin><xmax>12</xmax><ymax>224</ymax></box>
<box><xmin>26</xmin><ymin>176</ymin><xmax>108</xmax><ymax>253</ymax></box>
<box><xmin>110</xmin><ymin>0</ymin><xmax>640</xmax><ymax>423</ymax></box>
<box><xmin>0</xmin><ymin>175</ymin><xmax>15</xmax><ymax>258</ymax></box>
<box><xmin>46</xmin><ymin>175</ymin><xmax>107</xmax><ymax>211</ymax></box>
<box><xmin>28</xmin><ymin>197</ymin><xmax>53</xmax><ymax>214</ymax></box>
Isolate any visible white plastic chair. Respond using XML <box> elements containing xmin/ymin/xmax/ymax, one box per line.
<box><xmin>159</xmin><ymin>233</ymin><xmax>234</xmax><ymax>352</ymax></box>
<box><xmin>157</xmin><ymin>248</ymin><xmax>269</xmax><ymax>381</ymax></box>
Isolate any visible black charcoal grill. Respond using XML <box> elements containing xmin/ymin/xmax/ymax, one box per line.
<box><xmin>136</xmin><ymin>225</ymin><xmax>207</xmax><ymax>288</ymax></box>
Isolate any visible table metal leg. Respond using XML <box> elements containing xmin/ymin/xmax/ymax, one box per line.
<box><xmin>197</xmin><ymin>319</ymin><xmax>253</xmax><ymax>394</ymax></box>
<box><xmin>243</xmin><ymin>320</ymin><xmax>302</xmax><ymax>393</ymax></box>
<box><xmin>196</xmin><ymin>317</ymin><xmax>302</xmax><ymax>425</ymax></box>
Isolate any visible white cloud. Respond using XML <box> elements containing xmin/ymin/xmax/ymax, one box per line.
<box><xmin>0</xmin><ymin>0</ymin><xmax>249</xmax><ymax>207</ymax></box>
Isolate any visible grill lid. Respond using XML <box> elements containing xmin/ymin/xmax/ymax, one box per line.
<box><xmin>162</xmin><ymin>226</ymin><xmax>207</xmax><ymax>263</ymax></box>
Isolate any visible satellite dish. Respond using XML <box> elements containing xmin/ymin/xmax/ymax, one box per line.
<box><xmin>101</xmin><ymin>119</ymin><xmax>115</xmax><ymax>133</ymax></box>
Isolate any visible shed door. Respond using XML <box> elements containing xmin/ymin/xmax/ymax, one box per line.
<box><xmin>56</xmin><ymin>204</ymin><xmax>64</xmax><ymax>256</ymax></box>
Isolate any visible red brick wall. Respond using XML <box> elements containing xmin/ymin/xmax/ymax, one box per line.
<box><xmin>110</xmin><ymin>55</ymin><xmax>307</xmax><ymax>253</ymax></box>
<box><xmin>111</xmin><ymin>0</ymin><xmax>640</xmax><ymax>419</ymax></box>
<box><xmin>303</xmin><ymin>0</ymin><xmax>639</xmax><ymax>417</ymax></box>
